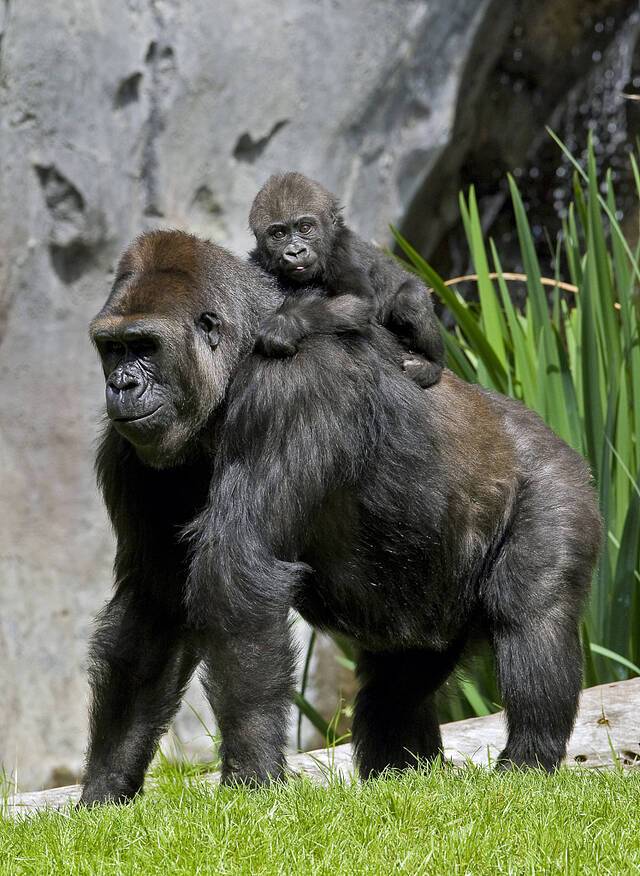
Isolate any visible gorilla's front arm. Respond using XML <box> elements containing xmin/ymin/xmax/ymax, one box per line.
<box><xmin>185</xmin><ymin>335</ymin><xmax>382</xmax><ymax>783</ymax></box>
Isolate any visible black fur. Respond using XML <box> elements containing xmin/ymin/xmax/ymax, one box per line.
<box><xmin>80</xmin><ymin>230</ymin><xmax>601</xmax><ymax>805</ymax></box>
<box><xmin>249</xmin><ymin>172</ymin><xmax>444</xmax><ymax>387</ymax></box>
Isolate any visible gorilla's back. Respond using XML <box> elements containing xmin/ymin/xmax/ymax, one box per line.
<box><xmin>296</xmin><ymin>362</ymin><xmax>601</xmax><ymax>651</ymax></box>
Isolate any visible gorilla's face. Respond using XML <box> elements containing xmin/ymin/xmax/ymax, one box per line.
<box><xmin>249</xmin><ymin>172</ymin><xmax>341</xmax><ymax>284</ymax></box>
<box><xmin>259</xmin><ymin>213</ymin><xmax>330</xmax><ymax>283</ymax></box>
<box><xmin>91</xmin><ymin>313</ymin><xmax>221</xmax><ymax>467</ymax></box>
<box><xmin>95</xmin><ymin>328</ymin><xmax>169</xmax><ymax>435</ymax></box>
<box><xmin>91</xmin><ymin>312</ymin><xmax>222</xmax><ymax>468</ymax></box>
<box><xmin>90</xmin><ymin>231</ymin><xmax>271</xmax><ymax>468</ymax></box>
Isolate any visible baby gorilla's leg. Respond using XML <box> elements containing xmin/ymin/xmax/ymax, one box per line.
<box><xmin>387</xmin><ymin>281</ymin><xmax>444</xmax><ymax>388</ymax></box>
<box><xmin>402</xmin><ymin>354</ymin><xmax>443</xmax><ymax>388</ymax></box>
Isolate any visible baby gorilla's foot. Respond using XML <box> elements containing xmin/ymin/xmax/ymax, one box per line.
<box><xmin>403</xmin><ymin>355</ymin><xmax>443</xmax><ymax>388</ymax></box>
<box><xmin>254</xmin><ymin>312</ymin><xmax>304</xmax><ymax>357</ymax></box>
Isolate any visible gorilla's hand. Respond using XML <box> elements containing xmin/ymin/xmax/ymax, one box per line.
<box><xmin>254</xmin><ymin>293</ymin><xmax>374</xmax><ymax>359</ymax></box>
<box><xmin>254</xmin><ymin>311</ymin><xmax>305</xmax><ymax>357</ymax></box>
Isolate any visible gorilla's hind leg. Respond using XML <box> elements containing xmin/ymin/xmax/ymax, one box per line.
<box><xmin>352</xmin><ymin>646</ymin><xmax>461</xmax><ymax>779</ymax></box>
<box><xmin>492</xmin><ymin>618</ymin><xmax>582</xmax><ymax>772</ymax></box>
<box><xmin>484</xmin><ymin>493</ymin><xmax>592</xmax><ymax>772</ymax></box>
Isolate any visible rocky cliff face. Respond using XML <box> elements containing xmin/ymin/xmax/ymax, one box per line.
<box><xmin>0</xmin><ymin>0</ymin><xmax>634</xmax><ymax>790</ymax></box>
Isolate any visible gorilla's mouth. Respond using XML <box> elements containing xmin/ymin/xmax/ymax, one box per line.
<box><xmin>112</xmin><ymin>405</ymin><xmax>163</xmax><ymax>424</ymax></box>
<box><xmin>284</xmin><ymin>258</ymin><xmax>318</xmax><ymax>278</ymax></box>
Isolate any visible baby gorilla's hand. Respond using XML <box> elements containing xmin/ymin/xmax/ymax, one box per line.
<box><xmin>403</xmin><ymin>354</ymin><xmax>443</xmax><ymax>388</ymax></box>
<box><xmin>254</xmin><ymin>312</ymin><xmax>305</xmax><ymax>357</ymax></box>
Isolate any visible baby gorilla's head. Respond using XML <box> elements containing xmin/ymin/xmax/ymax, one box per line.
<box><xmin>249</xmin><ymin>172</ymin><xmax>342</xmax><ymax>283</ymax></box>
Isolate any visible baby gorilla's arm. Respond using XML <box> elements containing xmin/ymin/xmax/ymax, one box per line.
<box><xmin>254</xmin><ymin>294</ymin><xmax>374</xmax><ymax>357</ymax></box>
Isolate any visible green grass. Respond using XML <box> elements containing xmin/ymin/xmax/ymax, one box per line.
<box><xmin>3</xmin><ymin>764</ymin><xmax>640</xmax><ymax>875</ymax></box>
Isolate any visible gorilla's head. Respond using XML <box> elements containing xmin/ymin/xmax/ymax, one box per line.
<box><xmin>249</xmin><ymin>171</ymin><xmax>342</xmax><ymax>283</ymax></box>
<box><xmin>90</xmin><ymin>230</ymin><xmax>279</xmax><ymax>468</ymax></box>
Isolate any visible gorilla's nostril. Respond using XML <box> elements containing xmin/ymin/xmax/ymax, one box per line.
<box><xmin>108</xmin><ymin>372</ymin><xmax>140</xmax><ymax>392</ymax></box>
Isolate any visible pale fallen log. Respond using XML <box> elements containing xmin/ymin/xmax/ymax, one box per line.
<box><xmin>7</xmin><ymin>678</ymin><xmax>639</xmax><ymax>817</ymax></box>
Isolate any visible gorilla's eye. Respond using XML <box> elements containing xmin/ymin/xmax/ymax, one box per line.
<box><xmin>102</xmin><ymin>340</ymin><xmax>125</xmax><ymax>357</ymax></box>
<box><xmin>271</xmin><ymin>228</ymin><xmax>286</xmax><ymax>240</ymax></box>
<box><xmin>298</xmin><ymin>222</ymin><xmax>312</xmax><ymax>234</ymax></box>
<box><xmin>129</xmin><ymin>338</ymin><xmax>157</xmax><ymax>357</ymax></box>
<box><xmin>198</xmin><ymin>312</ymin><xmax>222</xmax><ymax>350</ymax></box>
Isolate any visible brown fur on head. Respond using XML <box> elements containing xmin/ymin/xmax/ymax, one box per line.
<box><xmin>249</xmin><ymin>172</ymin><xmax>341</xmax><ymax>235</ymax></box>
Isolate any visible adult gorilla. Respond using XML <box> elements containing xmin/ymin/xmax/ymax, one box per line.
<box><xmin>81</xmin><ymin>229</ymin><xmax>601</xmax><ymax>805</ymax></box>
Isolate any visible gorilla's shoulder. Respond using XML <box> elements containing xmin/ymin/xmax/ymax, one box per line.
<box><xmin>236</xmin><ymin>331</ymin><xmax>381</xmax><ymax>399</ymax></box>
<box><xmin>222</xmin><ymin>332</ymin><xmax>387</xmax><ymax>442</ymax></box>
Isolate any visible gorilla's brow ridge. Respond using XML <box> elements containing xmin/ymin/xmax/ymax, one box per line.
<box><xmin>90</xmin><ymin>314</ymin><xmax>182</xmax><ymax>338</ymax></box>
<box><xmin>113</xmin><ymin>271</ymin><xmax>134</xmax><ymax>290</ymax></box>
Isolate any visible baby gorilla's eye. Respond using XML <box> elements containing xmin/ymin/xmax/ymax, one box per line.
<box><xmin>271</xmin><ymin>228</ymin><xmax>286</xmax><ymax>240</ymax></box>
<box><xmin>298</xmin><ymin>223</ymin><xmax>312</xmax><ymax>234</ymax></box>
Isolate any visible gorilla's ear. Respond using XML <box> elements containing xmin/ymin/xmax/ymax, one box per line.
<box><xmin>197</xmin><ymin>312</ymin><xmax>222</xmax><ymax>350</ymax></box>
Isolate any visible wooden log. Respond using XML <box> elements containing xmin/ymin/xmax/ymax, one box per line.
<box><xmin>7</xmin><ymin>678</ymin><xmax>639</xmax><ymax>816</ymax></box>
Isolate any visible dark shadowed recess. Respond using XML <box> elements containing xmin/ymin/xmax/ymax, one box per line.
<box><xmin>399</xmin><ymin>0</ymin><xmax>640</xmax><ymax>308</ymax></box>
<box><xmin>113</xmin><ymin>71</ymin><xmax>143</xmax><ymax>109</ymax></box>
<box><xmin>234</xmin><ymin>120</ymin><xmax>290</xmax><ymax>164</ymax></box>
<box><xmin>34</xmin><ymin>163</ymin><xmax>107</xmax><ymax>284</ymax></box>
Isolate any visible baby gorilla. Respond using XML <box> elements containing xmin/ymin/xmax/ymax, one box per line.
<box><xmin>249</xmin><ymin>172</ymin><xmax>444</xmax><ymax>387</ymax></box>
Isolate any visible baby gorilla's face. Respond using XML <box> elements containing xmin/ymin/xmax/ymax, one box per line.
<box><xmin>249</xmin><ymin>172</ymin><xmax>342</xmax><ymax>283</ymax></box>
<box><xmin>259</xmin><ymin>213</ymin><xmax>333</xmax><ymax>282</ymax></box>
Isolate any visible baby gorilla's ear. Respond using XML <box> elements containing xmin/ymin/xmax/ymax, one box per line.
<box><xmin>329</xmin><ymin>196</ymin><xmax>343</xmax><ymax>226</ymax></box>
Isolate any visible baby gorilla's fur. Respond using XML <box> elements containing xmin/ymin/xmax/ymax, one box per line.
<box><xmin>249</xmin><ymin>172</ymin><xmax>444</xmax><ymax>388</ymax></box>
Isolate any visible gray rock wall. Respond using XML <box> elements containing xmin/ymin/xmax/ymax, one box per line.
<box><xmin>0</xmin><ymin>0</ymin><xmax>516</xmax><ymax>790</ymax></box>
